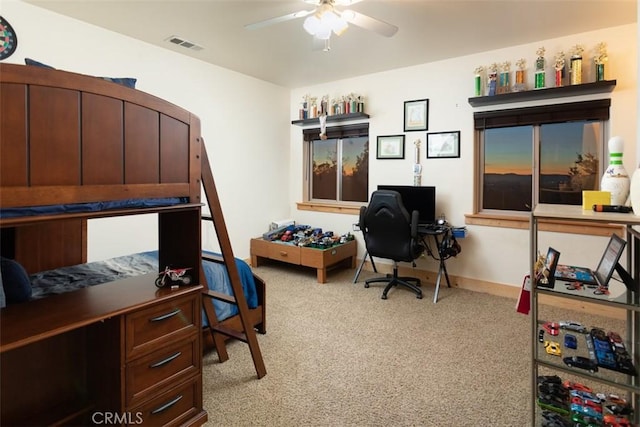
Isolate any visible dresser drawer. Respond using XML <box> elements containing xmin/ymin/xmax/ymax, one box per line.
<box><xmin>267</xmin><ymin>243</ymin><xmax>301</xmax><ymax>264</ymax></box>
<box><xmin>126</xmin><ymin>294</ymin><xmax>198</xmax><ymax>359</ymax></box>
<box><xmin>250</xmin><ymin>238</ymin><xmax>271</xmax><ymax>257</ymax></box>
<box><xmin>129</xmin><ymin>377</ymin><xmax>202</xmax><ymax>427</ymax></box>
<box><xmin>126</xmin><ymin>337</ymin><xmax>200</xmax><ymax>406</ymax></box>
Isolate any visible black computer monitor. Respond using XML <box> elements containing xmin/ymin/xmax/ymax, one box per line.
<box><xmin>376</xmin><ymin>185</ymin><xmax>436</xmax><ymax>225</ymax></box>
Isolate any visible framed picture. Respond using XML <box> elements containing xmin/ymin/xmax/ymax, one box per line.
<box><xmin>376</xmin><ymin>135</ymin><xmax>405</xmax><ymax>159</ymax></box>
<box><xmin>538</xmin><ymin>247</ymin><xmax>560</xmax><ymax>289</ymax></box>
<box><xmin>426</xmin><ymin>131</ymin><xmax>460</xmax><ymax>159</ymax></box>
<box><xmin>403</xmin><ymin>99</ymin><xmax>429</xmax><ymax>132</ymax></box>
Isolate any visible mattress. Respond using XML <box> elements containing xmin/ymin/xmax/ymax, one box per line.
<box><xmin>29</xmin><ymin>250</ymin><xmax>258</xmax><ymax>323</ymax></box>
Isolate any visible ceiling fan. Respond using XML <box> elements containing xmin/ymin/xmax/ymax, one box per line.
<box><xmin>245</xmin><ymin>0</ymin><xmax>398</xmax><ymax>41</ymax></box>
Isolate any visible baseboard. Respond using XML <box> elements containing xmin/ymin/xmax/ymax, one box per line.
<box><xmin>358</xmin><ymin>261</ymin><xmax>626</xmax><ymax>321</ymax></box>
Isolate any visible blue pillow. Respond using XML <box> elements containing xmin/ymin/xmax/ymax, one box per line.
<box><xmin>25</xmin><ymin>57</ymin><xmax>55</xmax><ymax>69</ymax></box>
<box><xmin>98</xmin><ymin>76</ymin><xmax>137</xmax><ymax>89</ymax></box>
<box><xmin>0</xmin><ymin>257</ymin><xmax>32</xmax><ymax>304</ymax></box>
<box><xmin>24</xmin><ymin>58</ymin><xmax>137</xmax><ymax>89</ymax></box>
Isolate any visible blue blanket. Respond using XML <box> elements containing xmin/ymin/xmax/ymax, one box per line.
<box><xmin>29</xmin><ymin>250</ymin><xmax>258</xmax><ymax>323</ymax></box>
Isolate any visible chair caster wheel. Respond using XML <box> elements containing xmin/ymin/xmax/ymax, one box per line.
<box><xmin>381</xmin><ymin>294</ymin><xmax>387</xmax><ymax>300</ymax></box>
<box><xmin>364</xmin><ymin>283</ymin><xmax>370</xmax><ymax>288</ymax></box>
<box><xmin>416</xmin><ymin>294</ymin><xmax>423</xmax><ymax>299</ymax></box>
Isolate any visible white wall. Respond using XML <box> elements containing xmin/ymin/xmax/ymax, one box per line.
<box><xmin>4</xmin><ymin>1</ymin><xmax>637</xmax><ymax>291</ymax></box>
<box><xmin>290</xmin><ymin>24</ymin><xmax>638</xmax><ymax>289</ymax></box>
<box><xmin>4</xmin><ymin>0</ymin><xmax>291</xmax><ymax>260</ymax></box>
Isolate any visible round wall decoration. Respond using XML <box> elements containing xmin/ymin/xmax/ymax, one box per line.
<box><xmin>0</xmin><ymin>16</ymin><xmax>18</xmax><ymax>61</ymax></box>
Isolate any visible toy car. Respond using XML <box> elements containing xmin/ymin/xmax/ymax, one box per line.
<box><xmin>590</xmin><ymin>327</ymin><xmax>607</xmax><ymax>341</ymax></box>
<box><xmin>605</xmin><ymin>394</ymin><xmax>627</xmax><ymax>406</ymax></box>
<box><xmin>605</xmin><ymin>403</ymin><xmax>634</xmax><ymax>416</ymax></box>
<box><xmin>564</xmin><ymin>356</ymin><xmax>598</xmax><ymax>373</ymax></box>
<box><xmin>603</xmin><ymin>414</ymin><xmax>631</xmax><ymax>427</ymax></box>
<box><xmin>559</xmin><ymin>320</ymin><xmax>587</xmax><ymax>333</ymax></box>
<box><xmin>570</xmin><ymin>389</ymin><xmax>602</xmax><ymax>402</ymax></box>
<box><xmin>563</xmin><ymin>380</ymin><xmax>593</xmax><ymax>393</ymax></box>
<box><xmin>571</xmin><ymin>412</ymin><xmax>602</xmax><ymax>427</ymax></box>
<box><xmin>543</xmin><ymin>321</ymin><xmax>560</xmax><ymax>336</ymax></box>
<box><xmin>582</xmin><ymin>399</ymin><xmax>602</xmax><ymax>412</ymax></box>
<box><xmin>564</xmin><ymin>333</ymin><xmax>578</xmax><ymax>349</ymax></box>
<box><xmin>544</xmin><ymin>340</ymin><xmax>562</xmax><ymax>356</ymax></box>
<box><xmin>607</xmin><ymin>331</ymin><xmax>623</xmax><ymax>343</ymax></box>
<box><xmin>581</xmin><ymin>405</ymin><xmax>603</xmax><ymax>421</ymax></box>
<box><xmin>538</xmin><ymin>375</ymin><xmax>562</xmax><ymax>385</ymax></box>
<box><xmin>539</xmin><ymin>329</ymin><xmax>545</xmax><ymax>343</ymax></box>
<box><xmin>541</xmin><ymin>410</ymin><xmax>572</xmax><ymax>427</ymax></box>
<box><xmin>537</xmin><ymin>397</ymin><xmax>570</xmax><ymax>415</ymax></box>
<box><xmin>539</xmin><ymin>382</ymin><xmax>569</xmax><ymax>399</ymax></box>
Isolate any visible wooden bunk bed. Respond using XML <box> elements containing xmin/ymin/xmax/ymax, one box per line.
<box><xmin>0</xmin><ymin>63</ymin><xmax>264</xmax><ymax>426</ymax></box>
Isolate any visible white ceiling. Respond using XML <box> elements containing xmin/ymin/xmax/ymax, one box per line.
<box><xmin>25</xmin><ymin>0</ymin><xmax>637</xmax><ymax>88</ymax></box>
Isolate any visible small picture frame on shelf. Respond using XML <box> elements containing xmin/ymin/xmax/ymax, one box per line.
<box><xmin>426</xmin><ymin>131</ymin><xmax>460</xmax><ymax>159</ymax></box>
<box><xmin>537</xmin><ymin>247</ymin><xmax>560</xmax><ymax>289</ymax></box>
<box><xmin>376</xmin><ymin>135</ymin><xmax>405</xmax><ymax>159</ymax></box>
<box><xmin>403</xmin><ymin>99</ymin><xmax>429</xmax><ymax>132</ymax></box>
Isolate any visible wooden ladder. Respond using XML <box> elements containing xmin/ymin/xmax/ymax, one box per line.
<box><xmin>199</xmin><ymin>142</ymin><xmax>266</xmax><ymax>379</ymax></box>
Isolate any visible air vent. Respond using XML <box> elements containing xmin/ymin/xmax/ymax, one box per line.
<box><xmin>165</xmin><ymin>35</ymin><xmax>204</xmax><ymax>51</ymax></box>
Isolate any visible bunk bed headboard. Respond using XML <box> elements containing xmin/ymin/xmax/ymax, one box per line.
<box><xmin>0</xmin><ymin>63</ymin><xmax>202</xmax><ymax>272</ymax></box>
<box><xmin>1</xmin><ymin>63</ymin><xmax>201</xmax><ymax>209</ymax></box>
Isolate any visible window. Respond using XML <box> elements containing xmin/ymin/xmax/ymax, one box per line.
<box><xmin>304</xmin><ymin>123</ymin><xmax>369</xmax><ymax>204</ymax></box>
<box><xmin>475</xmin><ymin>100</ymin><xmax>609</xmax><ymax>214</ymax></box>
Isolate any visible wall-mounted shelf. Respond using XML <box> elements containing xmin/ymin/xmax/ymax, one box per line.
<box><xmin>468</xmin><ymin>80</ymin><xmax>616</xmax><ymax>107</ymax></box>
<box><xmin>291</xmin><ymin>112</ymin><xmax>370</xmax><ymax>126</ymax></box>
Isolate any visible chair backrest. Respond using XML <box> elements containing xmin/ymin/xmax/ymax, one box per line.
<box><xmin>360</xmin><ymin>190</ymin><xmax>423</xmax><ymax>262</ymax></box>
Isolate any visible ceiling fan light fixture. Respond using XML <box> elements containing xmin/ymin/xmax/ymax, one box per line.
<box><xmin>303</xmin><ymin>15</ymin><xmax>321</xmax><ymax>35</ymax></box>
<box><xmin>303</xmin><ymin>3</ymin><xmax>348</xmax><ymax>39</ymax></box>
<box><xmin>327</xmin><ymin>13</ymin><xmax>348</xmax><ymax>35</ymax></box>
<box><xmin>315</xmin><ymin>26</ymin><xmax>332</xmax><ymax>40</ymax></box>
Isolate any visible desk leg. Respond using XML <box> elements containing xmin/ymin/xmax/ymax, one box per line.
<box><xmin>353</xmin><ymin>252</ymin><xmax>368</xmax><ymax>283</ymax></box>
<box><xmin>353</xmin><ymin>251</ymin><xmax>379</xmax><ymax>283</ymax></box>
<box><xmin>433</xmin><ymin>266</ymin><xmax>443</xmax><ymax>303</ymax></box>
<box><xmin>433</xmin><ymin>259</ymin><xmax>452</xmax><ymax>303</ymax></box>
<box><xmin>441</xmin><ymin>259</ymin><xmax>452</xmax><ymax>288</ymax></box>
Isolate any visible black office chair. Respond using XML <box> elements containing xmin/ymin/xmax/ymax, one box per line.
<box><xmin>359</xmin><ymin>190</ymin><xmax>425</xmax><ymax>299</ymax></box>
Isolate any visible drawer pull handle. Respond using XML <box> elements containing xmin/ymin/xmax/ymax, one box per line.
<box><xmin>149</xmin><ymin>351</ymin><xmax>182</xmax><ymax>368</ymax></box>
<box><xmin>151</xmin><ymin>394</ymin><xmax>183</xmax><ymax>415</ymax></box>
<box><xmin>279</xmin><ymin>251</ymin><xmax>288</xmax><ymax>256</ymax></box>
<box><xmin>150</xmin><ymin>308</ymin><xmax>181</xmax><ymax>322</ymax></box>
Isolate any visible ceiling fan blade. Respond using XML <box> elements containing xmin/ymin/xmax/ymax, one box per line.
<box><xmin>342</xmin><ymin>10</ymin><xmax>398</xmax><ymax>37</ymax></box>
<box><xmin>245</xmin><ymin>9</ymin><xmax>315</xmax><ymax>31</ymax></box>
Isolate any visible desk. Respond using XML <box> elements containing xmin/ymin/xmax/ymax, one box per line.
<box><xmin>353</xmin><ymin>225</ymin><xmax>454</xmax><ymax>303</ymax></box>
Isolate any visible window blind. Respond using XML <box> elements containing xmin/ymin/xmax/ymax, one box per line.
<box><xmin>473</xmin><ymin>99</ymin><xmax>611</xmax><ymax>130</ymax></box>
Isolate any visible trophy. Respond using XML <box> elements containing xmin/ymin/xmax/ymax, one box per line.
<box><xmin>570</xmin><ymin>44</ymin><xmax>584</xmax><ymax>85</ymax></box>
<box><xmin>514</xmin><ymin>58</ymin><xmax>526</xmax><ymax>92</ymax></box>
<box><xmin>534</xmin><ymin>47</ymin><xmax>546</xmax><ymax>89</ymax></box>
<box><xmin>554</xmin><ymin>51</ymin><xmax>566</xmax><ymax>87</ymax></box>
<box><xmin>497</xmin><ymin>61</ymin><xmax>511</xmax><ymax>94</ymax></box>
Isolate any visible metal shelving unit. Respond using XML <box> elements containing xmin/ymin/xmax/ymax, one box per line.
<box><xmin>530</xmin><ymin>204</ymin><xmax>640</xmax><ymax>426</ymax></box>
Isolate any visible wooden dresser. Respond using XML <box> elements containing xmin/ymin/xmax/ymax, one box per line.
<box><xmin>0</xmin><ymin>275</ymin><xmax>207</xmax><ymax>426</ymax></box>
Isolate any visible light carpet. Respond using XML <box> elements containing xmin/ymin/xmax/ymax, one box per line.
<box><xmin>200</xmin><ymin>264</ymin><xmax>625</xmax><ymax>426</ymax></box>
